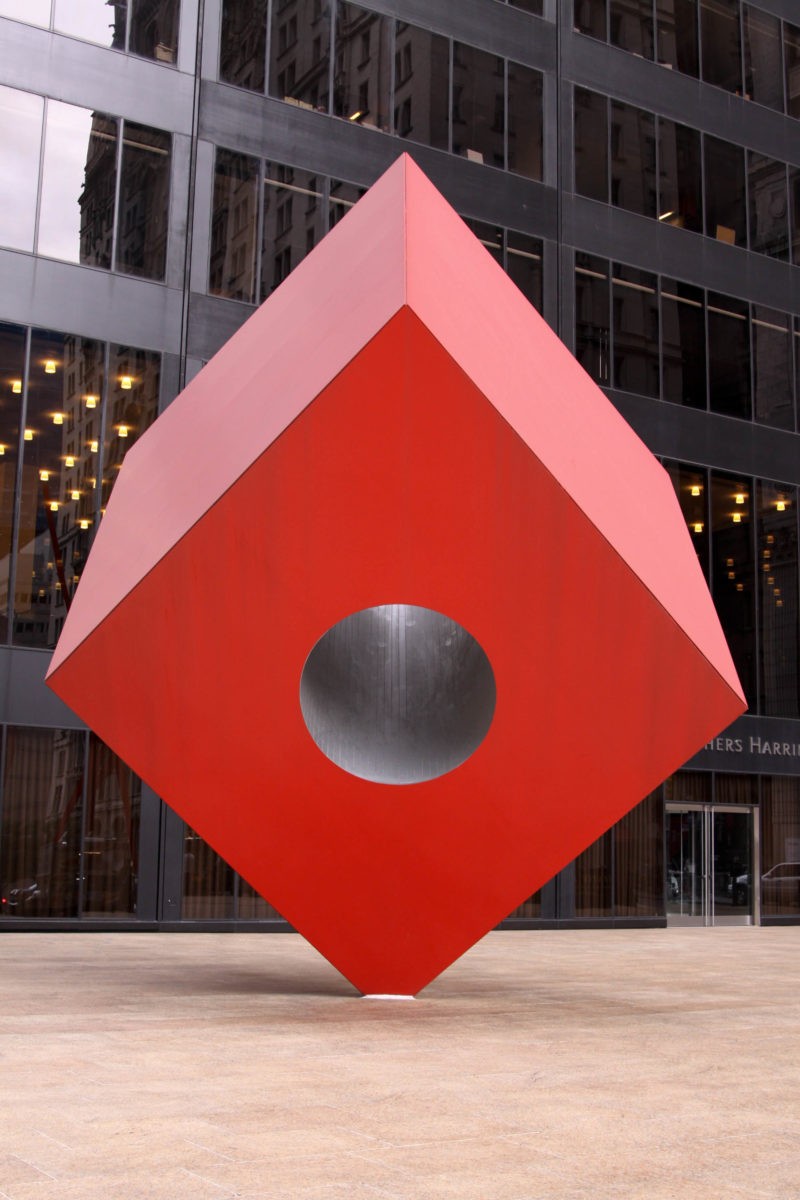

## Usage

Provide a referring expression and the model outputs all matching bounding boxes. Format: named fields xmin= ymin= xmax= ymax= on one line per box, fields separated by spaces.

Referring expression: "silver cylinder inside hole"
xmin=299 ymin=604 xmax=496 ymax=785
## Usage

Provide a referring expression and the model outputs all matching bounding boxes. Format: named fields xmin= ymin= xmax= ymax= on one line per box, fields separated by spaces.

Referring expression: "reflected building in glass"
xmin=0 ymin=0 xmax=798 ymax=932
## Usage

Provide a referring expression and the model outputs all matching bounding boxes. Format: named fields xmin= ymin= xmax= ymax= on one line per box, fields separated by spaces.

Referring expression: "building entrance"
xmin=666 ymin=805 xmax=759 ymax=925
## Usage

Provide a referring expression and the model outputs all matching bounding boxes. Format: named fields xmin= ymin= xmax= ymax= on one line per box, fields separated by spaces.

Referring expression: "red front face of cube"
xmin=47 ymin=157 xmax=745 ymax=995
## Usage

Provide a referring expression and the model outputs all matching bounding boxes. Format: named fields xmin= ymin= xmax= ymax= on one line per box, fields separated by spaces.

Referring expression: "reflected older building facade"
xmin=0 ymin=0 xmax=799 ymax=931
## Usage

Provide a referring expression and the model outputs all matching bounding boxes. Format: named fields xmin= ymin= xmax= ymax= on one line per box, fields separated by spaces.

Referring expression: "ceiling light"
xmin=120 ymin=375 xmax=132 ymax=390
xmin=44 ymin=360 xmax=56 ymax=374
xmin=11 ymin=379 xmax=21 ymax=394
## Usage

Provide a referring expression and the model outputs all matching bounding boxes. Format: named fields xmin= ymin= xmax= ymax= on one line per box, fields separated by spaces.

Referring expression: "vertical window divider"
xmin=750 ymin=470 xmax=761 ymax=714
xmin=264 ymin=0 xmax=273 ymax=97
xmin=328 ymin=0 xmax=337 ymax=116
xmin=605 ymin=93 xmax=611 ymax=204
xmin=254 ymin=158 xmax=267 ymax=304
xmin=6 ymin=328 xmax=32 ymax=647
xmin=447 ymin=38 xmax=454 ymax=154
xmin=503 ymin=57 xmax=509 ymax=172
xmin=388 ymin=18 xmax=396 ymax=137
xmin=93 ymin=342 xmax=111 ymax=532
xmin=702 ymin=285 xmax=710 ymax=411
xmin=0 ymin=724 xmax=7 ymax=873
xmin=607 ymin=258 xmax=614 ymax=389
xmin=124 ymin=0 xmax=133 ymax=52
xmin=110 ymin=117 xmax=125 ymax=273
xmin=742 ymin=143 xmax=751 ymax=253
xmin=76 ymin=730 xmax=91 ymax=918
xmin=656 ymin=275 xmax=664 ymax=401
xmin=31 ymin=98 xmax=47 ymax=257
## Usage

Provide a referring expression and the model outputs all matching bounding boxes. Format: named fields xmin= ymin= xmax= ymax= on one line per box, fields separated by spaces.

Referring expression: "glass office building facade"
xmin=0 ymin=0 xmax=799 ymax=931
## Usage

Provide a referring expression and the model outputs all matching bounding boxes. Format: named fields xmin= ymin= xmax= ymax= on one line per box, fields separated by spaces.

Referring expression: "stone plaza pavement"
xmin=0 ymin=927 xmax=798 ymax=1200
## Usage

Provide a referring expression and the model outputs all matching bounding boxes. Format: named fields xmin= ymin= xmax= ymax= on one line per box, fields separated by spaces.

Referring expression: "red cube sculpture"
xmin=47 ymin=156 xmax=745 ymax=995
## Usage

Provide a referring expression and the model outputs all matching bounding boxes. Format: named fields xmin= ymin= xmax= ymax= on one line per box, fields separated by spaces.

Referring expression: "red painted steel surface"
xmin=47 ymin=156 xmax=746 ymax=995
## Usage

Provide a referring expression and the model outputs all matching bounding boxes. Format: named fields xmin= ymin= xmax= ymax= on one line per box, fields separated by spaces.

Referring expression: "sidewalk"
xmin=1 ymin=927 xmax=798 ymax=1199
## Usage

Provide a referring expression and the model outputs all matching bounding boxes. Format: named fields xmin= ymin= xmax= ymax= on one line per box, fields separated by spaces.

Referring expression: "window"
xmin=610 ymin=0 xmax=653 ymax=58
xmin=656 ymin=0 xmax=699 ymax=75
xmin=704 ymin=136 xmax=746 ymax=247
xmin=575 ymin=254 xmax=610 ymax=385
xmin=0 ymin=85 xmax=43 ymax=252
xmin=574 ymin=89 xmax=608 ymax=203
xmin=220 ymin=0 xmax=267 ymax=92
xmin=708 ymin=291 xmax=751 ymax=419
xmin=612 ymin=265 xmax=659 ymax=396
xmin=610 ymin=102 xmax=656 ymax=217
xmin=209 ymin=150 xmax=259 ymax=303
xmin=333 ymin=4 xmax=390 ymax=129
xmin=743 ymin=6 xmax=783 ymax=111
xmin=658 ymin=119 xmax=702 ymax=232
xmin=661 ymin=280 xmax=706 ymax=408
xmin=748 ymin=153 xmax=788 ymax=260
xmin=700 ymin=0 xmax=742 ymax=94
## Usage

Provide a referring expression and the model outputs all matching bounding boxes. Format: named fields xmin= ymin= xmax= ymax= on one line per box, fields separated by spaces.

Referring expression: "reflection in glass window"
xmin=574 ymin=88 xmax=608 ymax=203
xmin=54 ymin=0 xmax=126 ymax=49
xmin=664 ymin=461 xmax=709 ymax=577
xmin=0 ymin=727 xmax=85 ymax=918
xmin=701 ymin=0 xmax=742 ymax=94
xmin=115 ymin=123 xmax=171 ymax=280
xmin=610 ymin=101 xmax=656 ymax=217
xmin=757 ymin=482 xmax=799 ymax=718
xmin=575 ymin=831 xmax=612 ymax=917
xmin=328 ymin=176 xmax=364 ymax=230
xmin=464 ymin=218 xmax=502 ymax=265
xmin=129 ymin=0 xmax=180 ymax=64
xmin=269 ymin=0 xmax=331 ymax=111
xmin=753 ymin=153 xmax=786 ymax=261
xmin=704 ymin=136 xmax=746 ymax=247
xmin=574 ymin=0 xmax=606 ymax=39
xmin=506 ymin=231 xmax=542 ymax=312
xmin=656 ymin=0 xmax=698 ymax=75
xmin=748 ymin=153 xmax=788 ymax=261
xmin=0 ymin=0 xmax=50 ymax=26
xmin=183 ymin=825 xmax=235 ymax=918
xmin=743 ymin=6 xmax=783 ymax=111
xmin=0 ymin=322 xmax=25 ymax=641
xmin=238 ymin=879 xmax=284 ymax=920
xmin=393 ymin=22 xmax=449 ymax=150
xmin=102 ymin=344 xmax=160 ymax=509
xmin=752 ymin=307 xmax=793 ymax=431
xmin=261 ymin=163 xmax=325 ymax=300
xmin=334 ymin=4 xmax=391 ymax=131
xmin=507 ymin=889 xmax=542 ymax=919
xmin=615 ymin=789 xmax=664 ymax=916
xmin=610 ymin=0 xmax=653 ymax=58
xmin=209 ymin=149 xmax=259 ymax=303
xmin=507 ymin=62 xmax=542 ymax=181
xmin=786 ymin=24 xmax=800 ymax=120
xmin=661 ymin=280 xmax=706 ymax=408
xmin=452 ymin=43 xmax=505 ymax=170
xmin=711 ymin=471 xmax=756 ymax=706
xmin=220 ymin=0 xmax=267 ymax=92
xmin=39 ymin=103 xmax=117 ymax=268
xmin=658 ymin=119 xmax=701 ymax=232
xmin=708 ymin=293 xmax=750 ymax=419
xmin=503 ymin=0 xmax=542 ymax=12
xmin=0 ymin=85 xmax=43 ymax=253
xmin=82 ymin=735 xmax=141 ymax=916
xmin=575 ymin=254 xmax=609 ymax=385
xmin=761 ymin=778 xmax=800 ymax=915
xmin=791 ymin=167 xmax=800 ymax=268
xmin=612 ymin=265 xmax=659 ymax=396
xmin=13 ymin=330 xmax=69 ymax=648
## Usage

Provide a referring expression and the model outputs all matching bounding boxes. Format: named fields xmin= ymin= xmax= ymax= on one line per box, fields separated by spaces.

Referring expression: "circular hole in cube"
xmin=299 ymin=604 xmax=496 ymax=785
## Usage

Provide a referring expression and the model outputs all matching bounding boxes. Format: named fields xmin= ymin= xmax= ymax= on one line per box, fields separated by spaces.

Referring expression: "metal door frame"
xmin=665 ymin=803 xmax=760 ymax=926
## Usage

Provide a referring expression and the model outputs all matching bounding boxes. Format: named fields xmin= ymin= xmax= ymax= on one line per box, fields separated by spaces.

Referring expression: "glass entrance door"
xmin=666 ymin=805 xmax=758 ymax=925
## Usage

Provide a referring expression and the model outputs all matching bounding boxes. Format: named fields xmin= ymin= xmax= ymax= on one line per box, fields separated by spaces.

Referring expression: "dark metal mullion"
xmin=6 ymin=328 xmax=33 ymax=647
xmin=76 ymin=729 xmax=91 ymax=917
xmin=124 ymin=0 xmax=133 ymax=52
xmin=264 ymin=0 xmax=273 ymax=96
xmin=0 ymin=725 xmax=8 ymax=894
xmin=92 ymin=342 xmax=111 ymax=532
xmin=110 ymin=118 xmax=125 ymax=273
xmin=177 ymin=0 xmax=205 ymax=391
xmin=503 ymin=57 xmax=509 ymax=173
xmin=31 ymin=98 xmax=47 ymax=255
xmin=387 ymin=15 xmax=396 ymax=136
xmin=328 ymin=0 xmax=337 ymax=115
xmin=448 ymin=38 xmax=454 ymax=154
xmin=750 ymin=463 xmax=761 ymax=715
xmin=254 ymin=157 xmax=266 ymax=305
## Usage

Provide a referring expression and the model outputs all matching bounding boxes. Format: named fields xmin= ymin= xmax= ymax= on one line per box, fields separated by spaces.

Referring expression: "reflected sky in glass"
xmin=0 ymin=0 xmax=50 ymax=27
xmin=53 ymin=0 xmax=120 ymax=47
xmin=38 ymin=101 xmax=99 ymax=263
xmin=0 ymin=85 xmax=43 ymax=251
